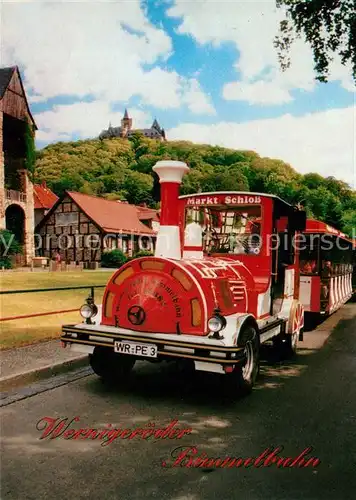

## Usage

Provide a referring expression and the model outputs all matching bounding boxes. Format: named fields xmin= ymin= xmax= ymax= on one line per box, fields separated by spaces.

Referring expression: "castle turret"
xmin=151 ymin=118 xmax=161 ymax=131
xmin=121 ymin=108 xmax=132 ymax=136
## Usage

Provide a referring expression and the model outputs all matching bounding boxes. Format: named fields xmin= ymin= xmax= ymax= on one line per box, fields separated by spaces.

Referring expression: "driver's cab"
xmin=179 ymin=192 xmax=306 ymax=317
xmin=187 ymin=204 xmax=262 ymax=256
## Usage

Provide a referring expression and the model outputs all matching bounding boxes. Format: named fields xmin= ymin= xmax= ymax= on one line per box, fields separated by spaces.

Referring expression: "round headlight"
xmin=208 ymin=316 xmax=223 ymax=332
xmin=80 ymin=304 xmax=97 ymax=319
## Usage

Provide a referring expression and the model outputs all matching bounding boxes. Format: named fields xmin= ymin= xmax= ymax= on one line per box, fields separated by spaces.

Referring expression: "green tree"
xmin=122 ymin=171 xmax=154 ymax=205
xmin=0 ymin=229 xmax=23 ymax=269
xmin=33 ymin=135 xmax=354 ymax=232
xmin=133 ymin=154 xmax=160 ymax=174
xmin=101 ymin=249 xmax=127 ymax=268
xmin=275 ymin=0 xmax=356 ymax=83
xmin=24 ymin=121 xmax=36 ymax=181
xmin=50 ymin=173 xmax=84 ymax=196
xmin=341 ymin=209 xmax=356 ymax=236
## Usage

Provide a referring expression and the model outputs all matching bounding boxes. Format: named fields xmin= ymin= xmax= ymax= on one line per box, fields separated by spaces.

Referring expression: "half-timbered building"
xmin=35 ymin=191 xmax=159 ymax=266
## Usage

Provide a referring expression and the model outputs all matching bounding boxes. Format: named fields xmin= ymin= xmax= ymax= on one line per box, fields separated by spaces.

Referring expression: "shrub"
xmin=101 ymin=249 xmax=128 ymax=268
xmin=0 ymin=230 xmax=23 ymax=269
xmin=132 ymin=250 xmax=154 ymax=259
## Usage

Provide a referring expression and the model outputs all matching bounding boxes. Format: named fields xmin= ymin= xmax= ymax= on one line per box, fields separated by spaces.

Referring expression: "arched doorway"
xmin=5 ymin=204 xmax=26 ymax=265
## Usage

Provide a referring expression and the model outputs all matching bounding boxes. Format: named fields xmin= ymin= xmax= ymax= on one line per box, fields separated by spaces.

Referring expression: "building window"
xmin=56 ymin=212 xmax=78 ymax=226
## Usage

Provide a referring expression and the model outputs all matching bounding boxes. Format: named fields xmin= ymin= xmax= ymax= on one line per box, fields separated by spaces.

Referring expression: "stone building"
xmin=0 ymin=66 xmax=37 ymax=265
xmin=35 ymin=191 xmax=159 ymax=266
xmin=99 ymin=109 xmax=166 ymax=141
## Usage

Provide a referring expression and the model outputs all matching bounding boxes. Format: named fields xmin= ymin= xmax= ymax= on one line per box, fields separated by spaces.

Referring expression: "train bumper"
xmin=60 ymin=323 xmax=245 ymax=373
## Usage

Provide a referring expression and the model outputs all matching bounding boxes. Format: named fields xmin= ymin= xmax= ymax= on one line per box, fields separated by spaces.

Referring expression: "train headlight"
xmin=208 ymin=313 xmax=226 ymax=332
xmin=80 ymin=300 xmax=98 ymax=321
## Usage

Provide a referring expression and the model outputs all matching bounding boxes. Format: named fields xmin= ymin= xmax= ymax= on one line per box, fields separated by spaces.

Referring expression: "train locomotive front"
xmin=61 ymin=160 xmax=307 ymax=396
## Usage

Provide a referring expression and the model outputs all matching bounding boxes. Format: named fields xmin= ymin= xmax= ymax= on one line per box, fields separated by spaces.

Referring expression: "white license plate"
xmin=114 ymin=341 xmax=157 ymax=358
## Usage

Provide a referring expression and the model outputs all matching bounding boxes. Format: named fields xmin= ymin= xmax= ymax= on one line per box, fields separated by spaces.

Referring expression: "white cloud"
xmin=35 ymin=101 xmax=151 ymax=142
xmin=167 ymin=0 xmax=355 ymax=105
xmin=2 ymin=0 xmax=213 ymax=113
xmin=223 ymin=80 xmax=293 ymax=105
xmin=182 ymin=78 xmax=215 ymax=115
xmin=167 ymin=106 xmax=356 ymax=188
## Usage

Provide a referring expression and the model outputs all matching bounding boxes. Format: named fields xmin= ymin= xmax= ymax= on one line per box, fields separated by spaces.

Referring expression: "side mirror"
xmin=290 ymin=209 xmax=307 ymax=232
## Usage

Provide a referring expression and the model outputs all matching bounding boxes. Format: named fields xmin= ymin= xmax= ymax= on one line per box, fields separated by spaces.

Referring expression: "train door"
xmin=271 ymin=202 xmax=306 ymax=316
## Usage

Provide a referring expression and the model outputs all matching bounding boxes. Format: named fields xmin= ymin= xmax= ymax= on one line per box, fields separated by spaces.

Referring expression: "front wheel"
xmin=224 ymin=325 xmax=260 ymax=397
xmin=272 ymin=331 xmax=299 ymax=360
xmin=89 ymin=346 xmax=136 ymax=382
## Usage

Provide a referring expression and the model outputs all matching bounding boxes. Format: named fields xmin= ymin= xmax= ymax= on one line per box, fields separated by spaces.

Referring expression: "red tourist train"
xmin=299 ymin=219 xmax=354 ymax=317
xmin=60 ymin=160 xmax=352 ymax=396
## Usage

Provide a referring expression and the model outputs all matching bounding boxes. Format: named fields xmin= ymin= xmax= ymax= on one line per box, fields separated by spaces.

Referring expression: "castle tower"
xmin=120 ymin=108 xmax=132 ymax=137
xmin=151 ymin=118 xmax=161 ymax=131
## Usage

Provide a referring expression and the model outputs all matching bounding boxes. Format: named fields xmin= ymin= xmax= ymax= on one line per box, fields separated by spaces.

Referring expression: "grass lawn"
xmin=0 ymin=270 xmax=114 ymax=350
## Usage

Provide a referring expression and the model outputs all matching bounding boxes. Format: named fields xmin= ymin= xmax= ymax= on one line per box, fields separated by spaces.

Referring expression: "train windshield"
xmin=184 ymin=205 xmax=262 ymax=255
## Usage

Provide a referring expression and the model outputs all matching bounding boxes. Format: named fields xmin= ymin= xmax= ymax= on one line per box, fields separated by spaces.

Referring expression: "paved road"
xmin=1 ymin=304 xmax=356 ymax=500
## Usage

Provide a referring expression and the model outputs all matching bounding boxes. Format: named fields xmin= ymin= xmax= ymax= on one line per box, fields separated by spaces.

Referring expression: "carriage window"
xmin=300 ymin=234 xmax=320 ymax=274
xmin=185 ymin=205 xmax=262 ymax=255
xmin=320 ymin=235 xmax=352 ymax=275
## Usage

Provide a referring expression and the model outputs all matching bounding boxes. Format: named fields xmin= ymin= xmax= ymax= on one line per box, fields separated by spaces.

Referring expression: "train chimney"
xmin=152 ymin=160 xmax=189 ymax=260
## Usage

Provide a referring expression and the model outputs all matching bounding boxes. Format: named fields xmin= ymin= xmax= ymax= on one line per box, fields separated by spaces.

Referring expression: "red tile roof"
xmin=67 ymin=191 xmax=157 ymax=235
xmin=136 ymin=205 xmax=160 ymax=222
xmin=34 ymin=183 xmax=58 ymax=210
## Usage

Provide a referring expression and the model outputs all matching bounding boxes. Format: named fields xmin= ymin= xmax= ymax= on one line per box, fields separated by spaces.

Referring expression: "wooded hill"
xmin=34 ymin=133 xmax=356 ymax=236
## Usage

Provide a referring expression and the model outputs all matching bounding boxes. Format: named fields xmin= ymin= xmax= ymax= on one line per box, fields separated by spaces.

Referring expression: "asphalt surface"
xmin=1 ymin=339 xmax=85 ymax=379
xmin=1 ymin=303 xmax=356 ymax=500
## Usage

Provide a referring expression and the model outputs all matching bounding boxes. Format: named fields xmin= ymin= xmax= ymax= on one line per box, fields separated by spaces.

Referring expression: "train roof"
xmin=179 ymin=191 xmax=294 ymax=208
xmin=305 ymin=219 xmax=351 ymax=240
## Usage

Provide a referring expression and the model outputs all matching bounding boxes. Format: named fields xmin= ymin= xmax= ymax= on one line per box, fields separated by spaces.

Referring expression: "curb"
xmin=0 ymin=355 xmax=89 ymax=393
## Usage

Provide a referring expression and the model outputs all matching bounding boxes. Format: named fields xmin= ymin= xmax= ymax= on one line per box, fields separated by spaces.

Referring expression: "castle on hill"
xmin=99 ymin=109 xmax=166 ymax=141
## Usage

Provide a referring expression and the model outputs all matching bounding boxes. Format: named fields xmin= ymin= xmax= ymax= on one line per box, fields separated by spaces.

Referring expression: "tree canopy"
xmin=275 ymin=0 xmax=356 ymax=83
xmin=34 ymin=134 xmax=356 ymax=236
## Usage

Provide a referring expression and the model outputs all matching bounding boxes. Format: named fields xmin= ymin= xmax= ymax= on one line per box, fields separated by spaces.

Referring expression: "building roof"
xmin=136 ymin=205 xmax=160 ymax=222
xmin=66 ymin=191 xmax=157 ymax=235
xmin=151 ymin=118 xmax=161 ymax=130
xmin=0 ymin=66 xmax=37 ymax=129
xmin=0 ymin=67 xmax=14 ymax=98
xmin=33 ymin=182 xmax=58 ymax=210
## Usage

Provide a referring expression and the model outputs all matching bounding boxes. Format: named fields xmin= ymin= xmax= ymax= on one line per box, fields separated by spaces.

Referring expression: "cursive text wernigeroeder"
xmin=36 ymin=417 xmax=192 ymax=446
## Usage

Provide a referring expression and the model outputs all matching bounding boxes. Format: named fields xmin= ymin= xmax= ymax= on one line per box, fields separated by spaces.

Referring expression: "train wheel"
xmin=273 ymin=330 xmax=299 ymax=359
xmin=89 ymin=346 xmax=136 ymax=382
xmin=274 ymin=301 xmax=304 ymax=359
xmin=225 ymin=326 xmax=260 ymax=396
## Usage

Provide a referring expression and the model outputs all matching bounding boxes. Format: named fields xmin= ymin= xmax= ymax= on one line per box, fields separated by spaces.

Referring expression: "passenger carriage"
xmin=299 ymin=220 xmax=354 ymax=317
xmin=61 ymin=160 xmax=307 ymax=396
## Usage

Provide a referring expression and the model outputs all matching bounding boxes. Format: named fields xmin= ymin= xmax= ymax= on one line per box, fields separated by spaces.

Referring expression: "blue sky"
xmin=2 ymin=0 xmax=355 ymax=187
